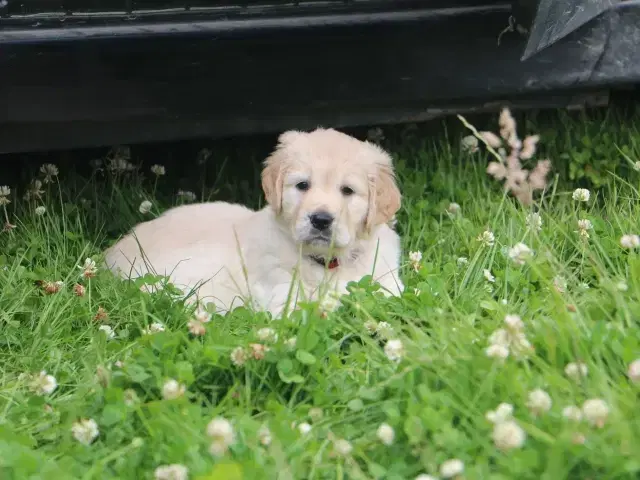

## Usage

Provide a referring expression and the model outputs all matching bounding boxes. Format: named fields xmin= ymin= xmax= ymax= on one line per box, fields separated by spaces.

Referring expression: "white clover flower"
xmin=447 ymin=202 xmax=461 ymax=216
xmin=98 ymin=325 xmax=115 ymax=340
xmin=40 ymin=163 xmax=59 ymax=183
xmin=124 ymin=388 xmax=140 ymax=406
xmin=78 ymin=258 xmax=98 ymax=278
xmin=485 ymin=403 xmax=514 ymax=424
xmin=177 ymin=190 xmax=197 ymax=202
xmin=230 ymin=346 xmax=248 ymax=366
xmin=297 ymin=422 xmax=312 ymax=434
xmin=207 ymin=417 xmax=236 ymax=457
xmin=526 ymin=212 xmax=542 ymax=231
xmin=577 ymin=228 xmax=590 ymax=239
xmin=208 ymin=441 xmax=228 ymax=457
xmin=376 ymin=423 xmax=395 ymax=446
xmin=154 ymin=464 xmax=188 ymax=480
xmin=308 ymin=408 xmax=323 ymax=422
xmin=477 ymin=229 xmax=495 ymax=247
xmin=572 ymin=188 xmax=590 ymax=202
xmin=24 ymin=179 xmax=44 ymax=201
xmin=511 ymin=334 xmax=532 ymax=357
xmin=384 ymin=339 xmax=405 ymax=363
xmin=139 ymin=200 xmax=153 ymax=214
xmin=0 ymin=186 xmax=10 ymax=197
xmin=488 ymin=328 xmax=509 ymax=347
xmin=206 ymin=417 xmax=235 ymax=453
xmin=562 ymin=405 xmax=583 ymax=422
xmin=257 ymin=327 xmax=278 ymax=343
xmin=94 ymin=306 xmax=109 ymax=321
xmin=30 ymin=370 xmax=57 ymax=395
xmin=319 ymin=291 xmax=341 ymax=314
xmin=367 ymin=127 xmax=385 ymax=144
xmin=440 ymin=458 xmax=464 ymax=478
xmin=284 ymin=336 xmax=297 ymax=350
xmin=258 ymin=425 xmax=272 ymax=446
xmin=492 ymin=420 xmax=526 ymax=451
xmin=409 ymin=251 xmax=423 ymax=271
xmin=457 ymin=257 xmax=468 ymax=266
xmin=582 ymin=398 xmax=609 ymax=428
xmin=162 ymin=379 xmax=186 ymax=400
xmin=565 ymin=362 xmax=588 ymax=381
xmin=249 ymin=343 xmax=269 ymax=360
xmin=628 ymin=359 xmax=640 ymax=383
xmin=577 ymin=219 xmax=592 ymax=232
xmin=483 ymin=269 xmax=495 ymax=283
xmin=150 ymin=164 xmax=166 ymax=176
xmin=415 ymin=475 xmax=438 ymax=480
xmin=620 ymin=234 xmax=640 ymax=249
xmin=376 ymin=321 xmax=394 ymax=339
xmin=193 ymin=306 xmax=212 ymax=324
xmin=142 ymin=322 xmax=165 ymax=335
xmin=107 ymin=154 xmax=136 ymax=173
xmin=364 ymin=320 xmax=378 ymax=335
xmin=461 ymin=135 xmax=479 ymax=153
xmin=553 ymin=275 xmax=567 ymax=294
xmin=187 ymin=319 xmax=206 ymax=336
xmin=526 ymin=389 xmax=552 ymax=415
xmin=570 ymin=432 xmax=586 ymax=445
xmin=485 ymin=343 xmax=509 ymax=360
xmin=332 ymin=438 xmax=353 ymax=457
xmin=508 ymin=242 xmax=533 ymax=266
xmin=486 ymin=315 xmax=532 ymax=360
xmin=504 ymin=314 xmax=524 ymax=331
xmin=34 ymin=206 xmax=46 ymax=216
xmin=196 ymin=148 xmax=212 ymax=164
xmin=71 ymin=418 xmax=99 ymax=445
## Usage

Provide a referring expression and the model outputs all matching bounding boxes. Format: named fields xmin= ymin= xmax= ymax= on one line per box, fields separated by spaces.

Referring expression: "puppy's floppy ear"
xmin=261 ymin=155 xmax=283 ymax=213
xmin=261 ymin=131 xmax=302 ymax=213
xmin=366 ymin=162 xmax=401 ymax=231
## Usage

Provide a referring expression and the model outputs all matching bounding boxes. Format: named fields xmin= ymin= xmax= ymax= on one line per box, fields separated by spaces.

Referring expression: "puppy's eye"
xmin=296 ymin=181 xmax=310 ymax=192
xmin=341 ymin=186 xmax=355 ymax=196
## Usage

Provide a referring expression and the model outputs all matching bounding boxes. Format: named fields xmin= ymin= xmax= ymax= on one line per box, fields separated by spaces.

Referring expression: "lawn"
xmin=1 ymin=107 xmax=640 ymax=480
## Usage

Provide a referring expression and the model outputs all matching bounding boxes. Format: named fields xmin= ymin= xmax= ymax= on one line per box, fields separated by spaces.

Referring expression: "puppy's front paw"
xmin=254 ymin=281 xmax=301 ymax=319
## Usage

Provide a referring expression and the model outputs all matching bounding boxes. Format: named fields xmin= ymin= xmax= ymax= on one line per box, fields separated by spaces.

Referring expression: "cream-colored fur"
xmin=104 ymin=128 xmax=404 ymax=317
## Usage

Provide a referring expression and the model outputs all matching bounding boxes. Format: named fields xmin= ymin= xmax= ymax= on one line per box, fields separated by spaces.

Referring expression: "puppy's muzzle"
xmin=309 ymin=211 xmax=334 ymax=232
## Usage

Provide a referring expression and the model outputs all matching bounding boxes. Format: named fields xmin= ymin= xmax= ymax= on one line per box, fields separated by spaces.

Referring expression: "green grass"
xmin=2 ymin=108 xmax=640 ymax=480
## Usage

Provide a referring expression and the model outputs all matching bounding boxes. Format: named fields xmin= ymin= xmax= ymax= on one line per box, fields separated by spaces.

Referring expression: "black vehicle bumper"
xmin=0 ymin=0 xmax=639 ymax=154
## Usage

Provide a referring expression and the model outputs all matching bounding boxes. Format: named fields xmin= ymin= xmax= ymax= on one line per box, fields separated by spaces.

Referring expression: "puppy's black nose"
xmin=310 ymin=211 xmax=334 ymax=231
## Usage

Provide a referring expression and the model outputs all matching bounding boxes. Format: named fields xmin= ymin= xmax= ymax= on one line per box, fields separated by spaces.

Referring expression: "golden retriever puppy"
xmin=104 ymin=128 xmax=404 ymax=317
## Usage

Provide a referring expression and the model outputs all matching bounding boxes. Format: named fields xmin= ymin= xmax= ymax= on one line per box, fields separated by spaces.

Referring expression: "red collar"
xmin=309 ymin=255 xmax=340 ymax=269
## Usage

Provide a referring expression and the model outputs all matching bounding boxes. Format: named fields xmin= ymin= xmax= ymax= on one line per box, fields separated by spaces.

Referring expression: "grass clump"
xmin=1 ymin=108 xmax=640 ymax=480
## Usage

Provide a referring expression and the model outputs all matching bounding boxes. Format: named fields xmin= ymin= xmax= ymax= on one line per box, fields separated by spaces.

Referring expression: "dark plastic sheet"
xmin=522 ymin=0 xmax=621 ymax=59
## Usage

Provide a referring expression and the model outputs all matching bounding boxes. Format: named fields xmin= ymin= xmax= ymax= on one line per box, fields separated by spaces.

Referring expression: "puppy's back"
xmin=104 ymin=201 xmax=254 ymax=277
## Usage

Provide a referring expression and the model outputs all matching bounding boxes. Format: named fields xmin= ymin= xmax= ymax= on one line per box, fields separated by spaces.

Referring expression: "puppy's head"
xmin=261 ymin=128 xmax=401 ymax=253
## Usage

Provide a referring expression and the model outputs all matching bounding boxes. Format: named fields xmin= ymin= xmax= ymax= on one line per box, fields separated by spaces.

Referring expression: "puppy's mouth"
xmin=294 ymin=220 xmax=350 ymax=249
xmin=302 ymin=231 xmax=333 ymax=246
xmin=301 ymin=231 xmax=352 ymax=252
